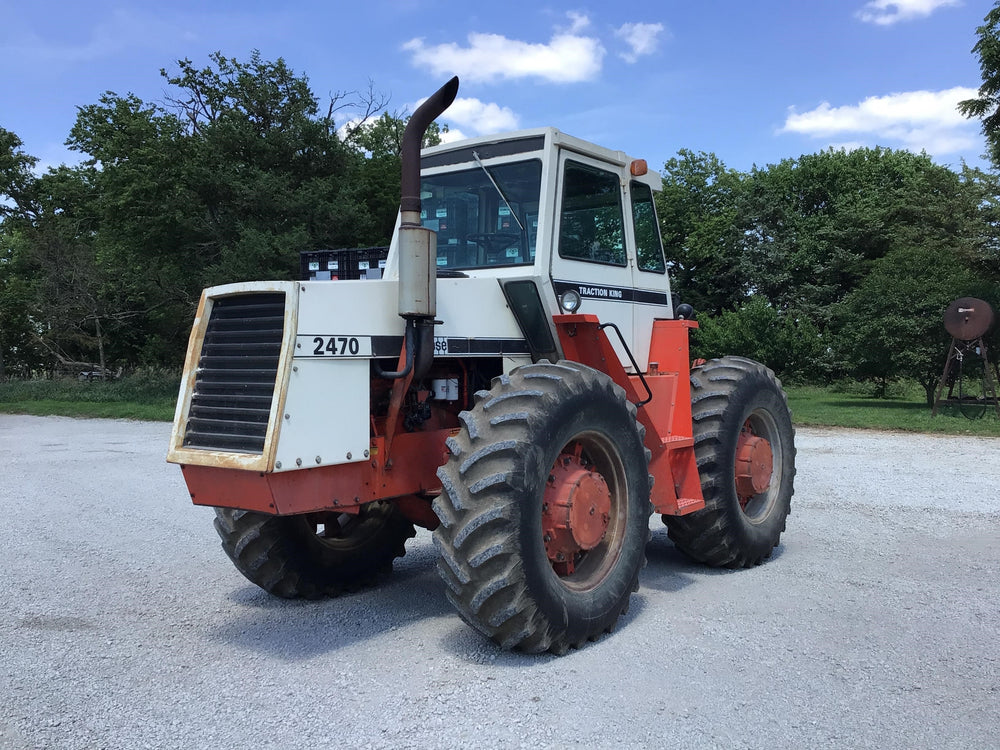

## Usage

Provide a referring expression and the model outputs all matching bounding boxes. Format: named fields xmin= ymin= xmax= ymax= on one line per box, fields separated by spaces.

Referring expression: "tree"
xmin=0 ymin=129 xmax=40 ymax=220
xmin=959 ymin=2 xmax=1000 ymax=163
xmin=658 ymin=145 xmax=995 ymax=386
xmin=655 ymin=149 xmax=749 ymax=315
xmin=344 ymin=112 xmax=446 ymax=245
xmin=0 ymin=231 xmax=42 ymax=377
xmin=691 ymin=296 xmax=826 ymax=383
xmin=1 ymin=52 xmax=448 ymax=373
xmin=833 ymin=244 xmax=987 ymax=403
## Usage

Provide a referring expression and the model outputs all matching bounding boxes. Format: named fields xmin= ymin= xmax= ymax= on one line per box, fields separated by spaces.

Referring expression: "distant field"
xmin=786 ymin=384 xmax=1000 ymax=437
xmin=0 ymin=370 xmax=179 ymax=422
xmin=2 ymin=374 xmax=999 ymax=437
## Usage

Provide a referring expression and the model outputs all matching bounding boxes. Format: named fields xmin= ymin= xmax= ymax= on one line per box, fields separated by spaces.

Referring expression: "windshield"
xmin=419 ymin=159 xmax=542 ymax=270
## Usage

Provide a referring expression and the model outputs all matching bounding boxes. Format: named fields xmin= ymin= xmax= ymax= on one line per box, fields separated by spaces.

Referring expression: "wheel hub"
xmin=542 ymin=453 xmax=612 ymax=573
xmin=735 ymin=426 xmax=773 ymax=504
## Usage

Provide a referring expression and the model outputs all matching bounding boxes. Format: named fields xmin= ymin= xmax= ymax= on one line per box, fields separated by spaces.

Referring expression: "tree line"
xmin=664 ymin=1 xmax=1000 ymax=402
xmin=0 ymin=52 xmax=441 ymax=378
xmin=657 ymin=147 xmax=1000 ymax=402
xmin=3 ymin=7 xmax=1000 ymax=400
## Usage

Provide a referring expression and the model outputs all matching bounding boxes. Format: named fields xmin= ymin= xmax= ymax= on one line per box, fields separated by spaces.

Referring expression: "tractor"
xmin=167 ymin=78 xmax=795 ymax=654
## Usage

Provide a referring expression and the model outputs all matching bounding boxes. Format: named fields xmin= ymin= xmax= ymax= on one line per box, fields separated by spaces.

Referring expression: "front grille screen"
xmin=183 ymin=293 xmax=285 ymax=453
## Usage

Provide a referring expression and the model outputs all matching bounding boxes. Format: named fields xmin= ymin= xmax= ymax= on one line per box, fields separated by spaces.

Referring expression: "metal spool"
xmin=943 ymin=297 xmax=995 ymax=341
xmin=933 ymin=297 xmax=1000 ymax=419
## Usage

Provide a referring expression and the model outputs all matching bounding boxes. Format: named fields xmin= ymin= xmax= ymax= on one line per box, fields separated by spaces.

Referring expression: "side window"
xmin=558 ymin=161 xmax=626 ymax=266
xmin=631 ymin=181 xmax=666 ymax=273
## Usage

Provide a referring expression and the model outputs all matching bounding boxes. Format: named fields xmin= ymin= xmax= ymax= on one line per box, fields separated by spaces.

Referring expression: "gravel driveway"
xmin=1 ymin=415 xmax=997 ymax=749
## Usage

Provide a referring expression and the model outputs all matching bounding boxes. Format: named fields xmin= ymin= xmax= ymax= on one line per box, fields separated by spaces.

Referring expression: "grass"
xmin=3 ymin=370 xmax=999 ymax=437
xmin=786 ymin=383 xmax=1000 ymax=437
xmin=0 ymin=368 xmax=180 ymax=422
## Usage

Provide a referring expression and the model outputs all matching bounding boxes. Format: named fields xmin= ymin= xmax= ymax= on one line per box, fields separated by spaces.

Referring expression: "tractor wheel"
xmin=433 ymin=361 xmax=652 ymax=654
xmin=213 ymin=501 xmax=416 ymax=599
xmin=663 ymin=356 xmax=795 ymax=568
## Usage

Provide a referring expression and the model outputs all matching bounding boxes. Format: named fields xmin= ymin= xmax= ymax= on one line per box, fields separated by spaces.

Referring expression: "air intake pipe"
xmin=381 ymin=76 xmax=459 ymax=380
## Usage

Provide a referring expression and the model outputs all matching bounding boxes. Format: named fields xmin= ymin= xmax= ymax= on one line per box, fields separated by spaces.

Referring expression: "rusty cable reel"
xmin=943 ymin=298 xmax=995 ymax=341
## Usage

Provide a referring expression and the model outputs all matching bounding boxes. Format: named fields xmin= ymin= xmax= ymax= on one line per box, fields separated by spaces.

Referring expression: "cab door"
xmin=550 ymin=153 xmax=635 ymax=368
xmin=626 ymin=179 xmax=673 ymax=369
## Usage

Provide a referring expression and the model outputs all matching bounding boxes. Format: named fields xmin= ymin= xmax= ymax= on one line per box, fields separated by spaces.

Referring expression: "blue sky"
xmin=0 ymin=0 xmax=992 ymax=175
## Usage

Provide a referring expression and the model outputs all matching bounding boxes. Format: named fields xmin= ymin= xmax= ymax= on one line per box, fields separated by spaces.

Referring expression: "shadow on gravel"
xmin=205 ymin=529 xmax=789 ymax=662
xmin=435 ymin=591 xmax=650 ymax=665
xmin=641 ymin=528 xmax=787 ymax=592
xmin=206 ymin=544 xmax=452 ymax=659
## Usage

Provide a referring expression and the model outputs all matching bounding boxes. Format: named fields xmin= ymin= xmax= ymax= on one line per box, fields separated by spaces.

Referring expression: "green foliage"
xmin=0 ymin=231 xmax=43 ymax=377
xmin=832 ymin=243 xmax=990 ymax=402
xmin=0 ymin=129 xmax=39 ymax=219
xmin=656 ymin=149 xmax=749 ymax=314
xmin=2 ymin=44 xmax=999 ymax=398
xmin=959 ymin=2 xmax=1000 ymax=163
xmin=692 ymin=296 xmax=826 ymax=382
xmin=659 ymin=144 xmax=998 ymax=391
xmin=786 ymin=384 xmax=1000 ymax=436
xmin=0 ymin=367 xmax=180 ymax=421
xmin=0 ymin=51 xmax=433 ymax=373
xmin=740 ymin=148 xmax=976 ymax=324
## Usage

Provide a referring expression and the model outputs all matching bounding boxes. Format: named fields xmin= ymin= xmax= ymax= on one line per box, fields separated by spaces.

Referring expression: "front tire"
xmin=433 ymin=361 xmax=651 ymax=654
xmin=663 ymin=356 xmax=795 ymax=568
xmin=214 ymin=501 xmax=416 ymax=598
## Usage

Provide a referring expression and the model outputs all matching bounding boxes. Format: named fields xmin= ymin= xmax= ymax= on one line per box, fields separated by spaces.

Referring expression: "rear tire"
xmin=663 ymin=356 xmax=795 ymax=567
xmin=213 ymin=501 xmax=416 ymax=598
xmin=433 ymin=361 xmax=651 ymax=654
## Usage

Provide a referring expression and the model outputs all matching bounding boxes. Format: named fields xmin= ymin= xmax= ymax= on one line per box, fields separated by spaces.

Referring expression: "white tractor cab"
xmin=167 ymin=78 xmax=795 ymax=654
xmin=388 ymin=125 xmax=675 ymax=372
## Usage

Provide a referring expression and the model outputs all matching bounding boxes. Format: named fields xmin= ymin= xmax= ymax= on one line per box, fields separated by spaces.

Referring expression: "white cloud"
xmin=434 ymin=97 xmax=520 ymax=134
xmin=780 ymin=87 xmax=980 ymax=156
xmin=856 ymin=0 xmax=961 ymax=26
xmin=402 ymin=14 xmax=604 ymax=83
xmin=439 ymin=128 xmax=469 ymax=144
xmin=614 ymin=22 xmax=666 ymax=63
xmin=563 ymin=11 xmax=591 ymax=35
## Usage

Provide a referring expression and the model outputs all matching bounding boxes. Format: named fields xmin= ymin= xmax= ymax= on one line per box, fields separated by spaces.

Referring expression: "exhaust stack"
xmin=397 ymin=76 xmax=459 ymax=320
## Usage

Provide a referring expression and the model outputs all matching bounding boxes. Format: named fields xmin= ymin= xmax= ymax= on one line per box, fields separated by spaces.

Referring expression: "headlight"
xmin=559 ymin=289 xmax=582 ymax=313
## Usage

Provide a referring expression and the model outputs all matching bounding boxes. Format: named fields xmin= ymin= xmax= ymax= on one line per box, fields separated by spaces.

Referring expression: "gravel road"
xmin=1 ymin=414 xmax=998 ymax=749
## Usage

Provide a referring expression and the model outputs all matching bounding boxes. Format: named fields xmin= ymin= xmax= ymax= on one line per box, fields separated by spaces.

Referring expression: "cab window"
xmin=558 ymin=161 xmax=626 ymax=266
xmin=631 ymin=181 xmax=666 ymax=273
xmin=420 ymin=160 xmax=541 ymax=270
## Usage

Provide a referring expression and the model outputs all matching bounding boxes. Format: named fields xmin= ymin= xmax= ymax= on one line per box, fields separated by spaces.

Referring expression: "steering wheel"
xmin=465 ymin=233 xmax=521 ymax=261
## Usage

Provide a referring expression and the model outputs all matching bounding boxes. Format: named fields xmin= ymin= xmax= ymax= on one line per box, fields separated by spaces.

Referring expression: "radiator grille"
xmin=183 ymin=292 xmax=286 ymax=453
